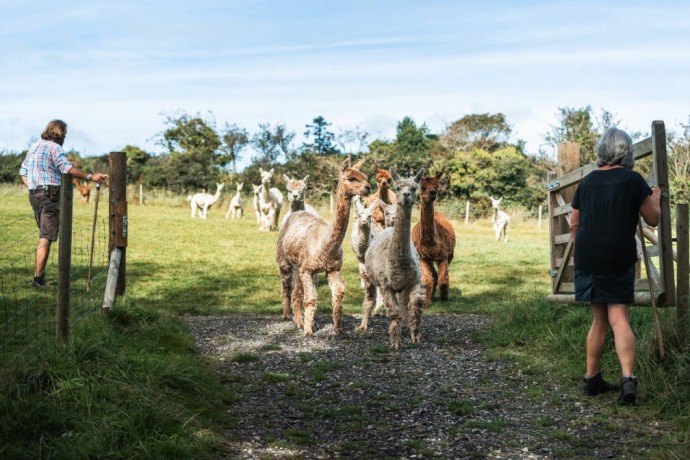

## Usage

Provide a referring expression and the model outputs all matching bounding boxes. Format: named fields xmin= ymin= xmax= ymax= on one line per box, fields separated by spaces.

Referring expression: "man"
xmin=19 ymin=119 xmax=106 ymax=287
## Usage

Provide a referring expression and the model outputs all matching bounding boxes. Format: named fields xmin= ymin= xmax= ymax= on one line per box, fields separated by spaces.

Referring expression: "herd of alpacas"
xmin=186 ymin=158 xmax=510 ymax=350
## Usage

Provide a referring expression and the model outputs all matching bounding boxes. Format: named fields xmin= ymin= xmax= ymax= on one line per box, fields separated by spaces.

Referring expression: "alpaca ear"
xmin=414 ymin=168 xmax=425 ymax=184
xmin=390 ymin=167 xmax=399 ymax=182
xmin=283 ymin=174 xmax=291 ymax=183
xmin=352 ymin=158 xmax=365 ymax=170
xmin=435 ymin=170 xmax=443 ymax=180
xmin=302 ymin=175 xmax=309 ymax=184
xmin=353 ymin=195 xmax=364 ymax=210
xmin=260 ymin=167 xmax=265 ymax=174
xmin=340 ymin=157 xmax=351 ymax=173
xmin=377 ymin=198 xmax=386 ymax=208
xmin=269 ymin=168 xmax=274 ymax=175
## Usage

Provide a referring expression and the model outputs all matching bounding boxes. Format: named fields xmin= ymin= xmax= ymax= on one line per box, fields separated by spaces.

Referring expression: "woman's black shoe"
xmin=619 ymin=376 xmax=637 ymax=405
xmin=583 ymin=372 xmax=618 ymax=396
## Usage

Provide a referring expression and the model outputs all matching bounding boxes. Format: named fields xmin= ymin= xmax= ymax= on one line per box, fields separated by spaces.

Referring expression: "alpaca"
xmin=350 ymin=195 xmax=377 ymax=289
xmin=72 ymin=177 xmax=91 ymax=203
xmin=412 ymin=172 xmax=456 ymax=307
xmin=252 ymin=184 xmax=262 ymax=223
xmin=359 ymin=168 xmax=426 ymax=350
xmin=369 ymin=198 xmax=397 ymax=315
xmin=491 ymin=197 xmax=510 ymax=242
xmin=225 ymin=183 xmax=244 ymax=219
xmin=189 ymin=183 xmax=224 ymax=218
xmin=258 ymin=168 xmax=284 ymax=231
xmin=281 ymin=174 xmax=320 ymax=228
xmin=276 ymin=158 xmax=370 ymax=336
xmin=363 ymin=169 xmax=397 ymax=230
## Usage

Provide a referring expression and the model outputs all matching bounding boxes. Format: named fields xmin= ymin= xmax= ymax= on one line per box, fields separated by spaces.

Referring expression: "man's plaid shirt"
xmin=19 ymin=139 xmax=73 ymax=190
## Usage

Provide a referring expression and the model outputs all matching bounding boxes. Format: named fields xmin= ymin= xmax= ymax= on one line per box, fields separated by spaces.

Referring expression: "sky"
xmin=2 ymin=0 xmax=689 ymax=171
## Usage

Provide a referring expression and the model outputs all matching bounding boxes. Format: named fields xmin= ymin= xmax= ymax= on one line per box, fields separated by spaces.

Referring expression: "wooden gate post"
xmin=677 ymin=204 xmax=689 ymax=346
xmin=108 ymin=152 xmax=128 ymax=297
xmin=652 ymin=121 xmax=675 ymax=307
xmin=56 ymin=174 xmax=73 ymax=345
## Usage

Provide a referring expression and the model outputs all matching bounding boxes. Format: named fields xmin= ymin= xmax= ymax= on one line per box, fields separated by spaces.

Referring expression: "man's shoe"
xmin=583 ymin=372 xmax=619 ymax=396
xmin=619 ymin=376 xmax=638 ymax=406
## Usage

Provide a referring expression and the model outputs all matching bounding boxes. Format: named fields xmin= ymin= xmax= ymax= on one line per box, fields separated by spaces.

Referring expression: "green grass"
xmin=1 ymin=184 xmax=689 ymax=457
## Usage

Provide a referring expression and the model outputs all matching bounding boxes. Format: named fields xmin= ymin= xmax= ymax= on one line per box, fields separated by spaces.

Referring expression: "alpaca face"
xmin=339 ymin=158 xmax=371 ymax=198
xmin=491 ymin=197 xmax=502 ymax=210
xmin=283 ymin=175 xmax=308 ymax=204
xmin=378 ymin=199 xmax=397 ymax=227
xmin=390 ymin=168 xmax=424 ymax=209
xmin=236 ymin=183 xmax=243 ymax=193
xmin=375 ymin=170 xmax=392 ymax=192
xmin=354 ymin=197 xmax=375 ymax=228
xmin=419 ymin=176 xmax=440 ymax=204
xmin=252 ymin=184 xmax=261 ymax=196
xmin=260 ymin=168 xmax=274 ymax=186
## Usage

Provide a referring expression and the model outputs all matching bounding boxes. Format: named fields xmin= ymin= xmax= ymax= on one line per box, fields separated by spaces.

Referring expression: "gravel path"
xmin=187 ymin=313 xmax=667 ymax=459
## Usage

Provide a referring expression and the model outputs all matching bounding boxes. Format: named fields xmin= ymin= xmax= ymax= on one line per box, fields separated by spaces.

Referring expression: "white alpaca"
xmin=359 ymin=168 xmax=426 ymax=350
xmin=491 ymin=197 xmax=510 ymax=243
xmin=189 ymin=183 xmax=224 ymax=219
xmin=350 ymin=196 xmax=377 ymax=288
xmin=252 ymin=184 xmax=262 ymax=223
xmin=258 ymin=168 xmax=284 ymax=232
xmin=368 ymin=198 xmax=396 ymax=315
xmin=225 ymin=183 xmax=244 ymax=219
xmin=281 ymin=174 xmax=320 ymax=228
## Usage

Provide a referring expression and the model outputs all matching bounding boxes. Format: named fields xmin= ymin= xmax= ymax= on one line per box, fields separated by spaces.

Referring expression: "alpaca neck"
xmin=321 ymin=184 xmax=352 ymax=255
xmin=380 ymin=187 xmax=393 ymax=204
xmin=290 ymin=199 xmax=305 ymax=212
xmin=419 ymin=199 xmax=437 ymax=244
xmin=392 ymin=204 xmax=413 ymax=259
xmin=261 ymin=184 xmax=271 ymax=201
xmin=492 ymin=207 xmax=497 ymax=223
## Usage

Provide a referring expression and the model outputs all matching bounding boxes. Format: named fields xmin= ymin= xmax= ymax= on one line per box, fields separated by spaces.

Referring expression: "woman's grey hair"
xmin=596 ymin=128 xmax=634 ymax=169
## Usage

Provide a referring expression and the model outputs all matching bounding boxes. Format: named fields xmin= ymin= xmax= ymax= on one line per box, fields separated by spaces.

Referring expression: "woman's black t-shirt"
xmin=571 ymin=168 xmax=651 ymax=274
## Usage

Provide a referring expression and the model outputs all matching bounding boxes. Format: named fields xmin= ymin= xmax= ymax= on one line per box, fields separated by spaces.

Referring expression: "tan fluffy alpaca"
xmin=359 ymin=168 xmax=426 ymax=350
xmin=363 ymin=169 xmax=397 ymax=230
xmin=276 ymin=158 xmax=370 ymax=336
xmin=72 ymin=177 xmax=91 ymax=203
xmin=412 ymin=172 xmax=456 ymax=307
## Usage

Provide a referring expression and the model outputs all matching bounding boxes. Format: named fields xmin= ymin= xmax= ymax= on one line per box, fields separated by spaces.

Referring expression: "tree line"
xmin=1 ymin=107 xmax=688 ymax=213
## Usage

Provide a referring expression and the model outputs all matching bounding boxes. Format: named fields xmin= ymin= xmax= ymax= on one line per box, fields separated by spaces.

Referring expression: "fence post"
xmin=464 ymin=200 xmax=470 ymax=225
xmin=108 ymin=152 xmax=128 ymax=297
xmin=677 ymin=204 xmax=689 ymax=346
xmin=652 ymin=121 xmax=675 ymax=307
xmin=56 ymin=174 xmax=73 ymax=345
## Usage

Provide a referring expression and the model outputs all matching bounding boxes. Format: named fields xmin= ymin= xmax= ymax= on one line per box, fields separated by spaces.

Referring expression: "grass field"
xmin=1 ymin=185 xmax=688 ymax=458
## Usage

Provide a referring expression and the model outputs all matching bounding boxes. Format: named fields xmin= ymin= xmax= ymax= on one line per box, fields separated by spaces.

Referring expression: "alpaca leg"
xmin=278 ymin=259 xmax=294 ymax=320
xmin=239 ymin=207 xmax=243 ymax=219
xmin=225 ymin=205 xmax=232 ymax=219
xmin=358 ymin=277 xmax=377 ymax=331
xmin=327 ymin=271 xmax=345 ymax=334
xmin=408 ymin=288 xmax=424 ymax=344
xmin=438 ymin=259 xmax=450 ymax=301
xmin=373 ymin=288 xmax=385 ymax=315
xmin=291 ymin=272 xmax=304 ymax=328
xmin=430 ymin=263 xmax=438 ymax=302
xmin=273 ymin=207 xmax=282 ymax=232
xmin=191 ymin=202 xmax=196 ymax=218
xmin=420 ymin=259 xmax=434 ymax=307
xmin=384 ymin=290 xmax=401 ymax=350
xmin=503 ymin=224 xmax=509 ymax=243
xmin=300 ymin=271 xmax=318 ymax=337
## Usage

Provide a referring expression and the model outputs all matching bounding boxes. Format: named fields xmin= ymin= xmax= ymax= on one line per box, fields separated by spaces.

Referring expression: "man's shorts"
xmin=574 ymin=265 xmax=635 ymax=305
xmin=29 ymin=192 xmax=60 ymax=241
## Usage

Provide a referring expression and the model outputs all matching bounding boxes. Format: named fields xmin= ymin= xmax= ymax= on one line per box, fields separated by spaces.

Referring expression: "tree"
xmin=123 ymin=145 xmax=151 ymax=184
xmin=668 ymin=118 xmax=690 ymax=204
xmin=219 ymin=123 xmax=249 ymax=173
xmin=545 ymin=106 xmax=618 ymax=165
xmin=392 ymin=116 xmax=431 ymax=174
xmin=336 ymin=126 xmax=370 ymax=155
xmin=251 ymin=123 xmax=295 ymax=164
xmin=303 ymin=116 xmax=339 ymax=155
xmin=441 ymin=113 xmax=512 ymax=153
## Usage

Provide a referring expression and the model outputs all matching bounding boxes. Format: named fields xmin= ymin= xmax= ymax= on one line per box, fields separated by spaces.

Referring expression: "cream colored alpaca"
xmin=281 ymin=174 xmax=320 ymax=228
xmin=350 ymin=195 xmax=377 ymax=289
xmin=258 ymin=168 xmax=284 ymax=231
xmin=72 ymin=177 xmax=91 ymax=204
xmin=276 ymin=158 xmax=370 ymax=336
xmin=189 ymin=183 xmax=224 ymax=219
xmin=252 ymin=184 xmax=262 ymax=223
xmin=359 ymin=168 xmax=425 ymax=350
xmin=491 ymin=197 xmax=510 ymax=243
xmin=225 ymin=183 xmax=244 ymax=219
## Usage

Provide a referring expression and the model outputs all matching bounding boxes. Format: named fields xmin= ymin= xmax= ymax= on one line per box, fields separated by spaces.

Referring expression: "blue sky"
xmin=2 ymin=0 xmax=689 ymax=170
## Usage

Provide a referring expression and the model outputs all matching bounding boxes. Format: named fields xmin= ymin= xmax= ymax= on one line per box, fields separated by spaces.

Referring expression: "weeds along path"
xmin=187 ymin=313 xmax=668 ymax=459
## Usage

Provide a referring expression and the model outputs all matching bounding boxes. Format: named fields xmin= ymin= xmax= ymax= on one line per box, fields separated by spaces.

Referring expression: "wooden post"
xmin=538 ymin=204 xmax=543 ymax=229
xmin=465 ymin=200 xmax=470 ymax=225
xmin=102 ymin=248 xmax=122 ymax=314
xmin=553 ymin=143 xmax=580 ymax=290
xmin=652 ymin=121 xmax=675 ymax=307
xmin=56 ymin=174 xmax=73 ymax=345
xmin=108 ymin=152 xmax=128 ymax=297
xmin=139 ymin=183 xmax=143 ymax=206
xmin=677 ymin=204 xmax=689 ymax=346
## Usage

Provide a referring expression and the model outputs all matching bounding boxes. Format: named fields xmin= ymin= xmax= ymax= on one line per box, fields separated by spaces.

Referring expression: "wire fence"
xmin=0 ymin=185 xmax=110 ymax=381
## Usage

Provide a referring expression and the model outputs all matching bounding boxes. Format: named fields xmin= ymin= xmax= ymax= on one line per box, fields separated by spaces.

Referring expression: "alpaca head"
xmin=283 ymin=174 xmax=309 ymax=204
xmin=236 ymin=183 xmax=243 ymax=193
xmin=375 ymin=169 xmax=393 ymax=193
xmin=377 ymin=198 xmax=397 ymax=227
xmin=353 ymin=195 xmax=376 ymax=228
xmin=390 ymin=167 xmax=424 ymax=209
xmin=338 ymin=158 xmax=370 ymax=198
xmin=215 ymin=183 xmax=225 ymax=195
xmin=491 ymin=197 xmax=502 ymax=210
xmin=259 ymin=168 xmax=274 ymax=186
xmin=252 ymin=184 xmax=261 ymax=196
xmin=419 ymin=172 xmax=442 ymax=204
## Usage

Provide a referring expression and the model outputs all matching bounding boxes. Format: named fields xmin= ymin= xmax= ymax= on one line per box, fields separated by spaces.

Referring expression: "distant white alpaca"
xmin=491 ymin=197 xmax=510 ymax=243
xmin=252 ymin=184 xmax=262 ymax=223
xmin=281 ymin=174 xmax=320 ymax=228
xmin=350 ymin=195 xmax=377 ymax=289
xmin=359 ymin=168 xmax=426 ymax=350
xmin=258 ymin=168 xmax=284 ymax=231
xmin=369 ymin=198 xmax=396 ymax=315
xmin=225 ymin=183 xmax=244 ymax=219
xmin=189 ymin=183 xmax=224 ymax=219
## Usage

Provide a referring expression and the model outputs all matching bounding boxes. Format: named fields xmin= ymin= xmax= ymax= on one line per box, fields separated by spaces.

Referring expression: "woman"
xmin=569 ymin=127 xmax=661 ymax=405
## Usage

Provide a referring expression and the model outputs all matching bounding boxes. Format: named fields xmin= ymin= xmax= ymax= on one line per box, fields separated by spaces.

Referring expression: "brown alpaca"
xmin=411 ymin=172 xmax=456 ymax=307
xmin=276 ymin=158 xmax=370 ymax=336
xmin=363 ymin=169 xmax=397 ymax=230
xmin=72 ymin=177 xmax=91 ymax=203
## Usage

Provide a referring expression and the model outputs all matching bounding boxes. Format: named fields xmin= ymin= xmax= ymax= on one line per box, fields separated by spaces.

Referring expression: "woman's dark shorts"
xmin=29 ymin=192 xmax=60 ymax=241
xmin=574 ymin=265 xmax=635 ymax=305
